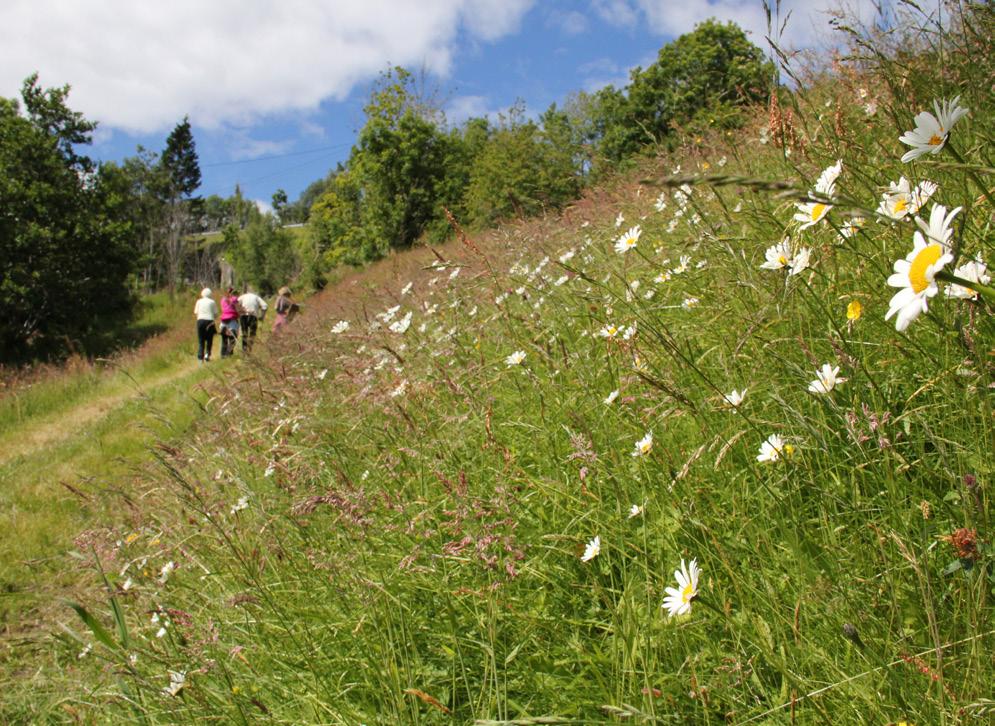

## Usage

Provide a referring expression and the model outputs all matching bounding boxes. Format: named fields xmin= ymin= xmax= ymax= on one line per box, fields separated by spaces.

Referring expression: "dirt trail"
xmin=0 ymin=359 xmax=201 ymax=467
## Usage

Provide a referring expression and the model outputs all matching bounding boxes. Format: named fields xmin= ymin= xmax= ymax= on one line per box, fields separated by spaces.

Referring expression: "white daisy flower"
xmin=628 ymin=503 xmax=643 ymax=518
xmin=505 ymin=350 xmax=526 ymax=367
xmin=158 ymin=561 xmax=175 ymax=584
xmin=631 ymin=431 xmax=653 ymax=457
xmin=794 ymin=160 xmax=841 ymax=229
xmin=163 ymin=670 xmax=186 ymax=697
xmin=724 ymin=389 xmax=746 ymax=409
xmin=662 ymin=558 xmax=700 ymax=618
xmin=878 ymin=177 xmax=938 ymax=220
xmin=622 ymin=323 xmax=637 ymax=341
xmin=757 ymin=434 xmax=794 ymax=463
xmin=808 ymin=363 xmax=846 ymax=394
xmin=681 ymin=296 xmax=699 ymax=310
xmin=389 ymin=311 xmax=413 ymax=334
xmin=331 ymin=320 xmax=350 ymax=334
xmin=615 ymin=212 xmax=624 ymax=227
xmin=899 ymin=96 xmax=969 ymax=162
xmin=760 ymin=239 xmax=793 ymax=271
xmin=317 ymin=369 xmax=328 ymax=380
xmin=449 ymin=267 xmax=461 ymax=281
xmin=581 ymin=535 xmax=601 ymax=562
xmin=604 ymin=389 xmax=620 ymax=405
xmin=839 ymin=217 xmax=865 ymax=240
xmin=885 ymin=218 xmax=958 ymax=332
xmin=654 ymin=270 xmax=672 ymax=284
xmin=598 ymin=323 xmax=620 ymax=339
xmin=614 ymin=225 xmax=642 ymax=254
xmin=230 ymin=496 xmax=250 ymax=514
xmin=654 ymin=193 xmax=668 ymax=212
xmin=788 ymin=248 xmax=811 ymax=276
xmin=915 ymin=203 xmax=961 ymax=247
xmin=559 ymin=249 xmax=575 ymax=264
xmin=945 ymin=256 xmax=990 ymax=299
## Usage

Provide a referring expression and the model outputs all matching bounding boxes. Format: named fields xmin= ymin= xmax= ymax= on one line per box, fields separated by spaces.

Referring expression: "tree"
xmin=354 ymin=67 xmax=449 ymax=254
xmin=271 ymin=189 xmax=288 ymax=222
xmin=159 ymin=116 xmax=202 ymax=294
xmin=592 ymin=20 xmax=773 ymax=164
xmin=0 ymin=76 xmax=136 ymax=361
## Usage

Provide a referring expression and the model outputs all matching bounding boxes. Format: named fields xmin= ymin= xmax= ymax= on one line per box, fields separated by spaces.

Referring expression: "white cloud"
xmin=445 ymin=95 xmax=494 ymax=125
xmin=254 ymin=198 xmax=274 ymax=216
xmin=0 ymin=0 xmax=536 ymax=133
xmin=632 ymin=0 xmax=885 ymax=50
xmin=230 ymin=137 xmax=295 ymax=162
xmin=591 ymin=0 xmax=640 ymax=28
xmin=547 ymin=9 xmax=590 ymax=35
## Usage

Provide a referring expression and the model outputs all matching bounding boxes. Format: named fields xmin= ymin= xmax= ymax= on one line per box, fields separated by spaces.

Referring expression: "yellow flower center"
xmin=928 ymin=133 xmax=943 ymax=146
xmin=778 ymin=255 xmax=788 ymax=266
xmin=893 ymin=197 xmax=908 ymax=214
xmin=681 ymin=582 xmax=695 ymax=603
xmin=909 ymin=244 xmax=944 ymax=294
xmin=810 ymin=203 xmax=827 ymax=221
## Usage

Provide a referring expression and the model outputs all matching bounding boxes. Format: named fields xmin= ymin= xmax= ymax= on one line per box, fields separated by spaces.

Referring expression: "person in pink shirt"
xmin=219 ymin=287 xmax=241 ymax=358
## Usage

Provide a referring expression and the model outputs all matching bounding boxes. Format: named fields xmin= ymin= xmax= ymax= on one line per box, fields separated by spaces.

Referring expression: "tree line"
xmin=0 ymin=19 xmax=770 ymax=362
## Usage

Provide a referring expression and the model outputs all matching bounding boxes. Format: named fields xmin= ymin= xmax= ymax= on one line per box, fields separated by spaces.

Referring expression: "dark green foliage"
xmin=227 ymin=216 xmax=296 ymax=295
xmin=0 ymin=77 xmax=137 ymax=362
xmin=594 ymin=20 xmax=773 ymax=164
xmin=354 ymin=67 xmax=451 ymax=254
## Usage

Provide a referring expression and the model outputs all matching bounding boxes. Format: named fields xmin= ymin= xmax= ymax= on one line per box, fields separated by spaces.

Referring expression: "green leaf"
xmin=65 ymin=600 xmax=120 ymax=652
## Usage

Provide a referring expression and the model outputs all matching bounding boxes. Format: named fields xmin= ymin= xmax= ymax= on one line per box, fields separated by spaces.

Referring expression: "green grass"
xmin=7 ymin=5 xmax=995 ymax=724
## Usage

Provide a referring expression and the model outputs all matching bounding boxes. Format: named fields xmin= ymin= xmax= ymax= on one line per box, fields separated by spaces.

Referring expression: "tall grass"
xmin=21 ymin=4 xmax=995 ymax=724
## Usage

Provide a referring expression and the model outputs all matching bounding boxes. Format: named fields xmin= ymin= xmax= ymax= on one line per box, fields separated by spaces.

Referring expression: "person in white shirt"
xmin=237 ymin=287 xmax=268 ymax=352
xmin=193 ymin=288 xmax=219 ymax=362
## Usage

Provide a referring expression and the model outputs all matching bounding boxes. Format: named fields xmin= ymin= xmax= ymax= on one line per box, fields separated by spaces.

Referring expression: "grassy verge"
xmin=9 ymin=5 xmax=995 ymax=724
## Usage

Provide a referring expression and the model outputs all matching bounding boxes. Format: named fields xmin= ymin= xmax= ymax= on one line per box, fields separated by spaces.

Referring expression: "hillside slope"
xmin=12 ymin=8 xmax=995 ymax=724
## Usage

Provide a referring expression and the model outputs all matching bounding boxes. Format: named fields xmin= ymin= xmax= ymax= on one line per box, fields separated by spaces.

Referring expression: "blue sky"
xmin=0 ymin=0 xmax=880 ymax=209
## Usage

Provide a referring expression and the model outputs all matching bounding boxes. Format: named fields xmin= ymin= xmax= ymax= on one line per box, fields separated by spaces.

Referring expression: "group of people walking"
xmin=194 ymin=286 xmax=297 ymax=362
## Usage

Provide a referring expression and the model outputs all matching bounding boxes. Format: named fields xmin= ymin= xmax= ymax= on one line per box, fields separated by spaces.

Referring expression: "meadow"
xmin=5 ymin=4 xmax=995 ymax=723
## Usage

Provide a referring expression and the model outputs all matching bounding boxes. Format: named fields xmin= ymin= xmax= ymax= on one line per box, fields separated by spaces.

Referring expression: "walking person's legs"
xmin=197 ymin=320 xmax=209 ymax=361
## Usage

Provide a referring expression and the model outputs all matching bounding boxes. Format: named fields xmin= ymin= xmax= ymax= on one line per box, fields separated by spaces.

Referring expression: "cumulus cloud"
xmin=445 ymin=95 xmax=494 ymax=125
xmin=0 ymin=0 xmax=535 ymax=133
xmin=546 ymin=9 xmax=590 ymax=35
xmin=615 ymin=0 xmax=885 ymax=49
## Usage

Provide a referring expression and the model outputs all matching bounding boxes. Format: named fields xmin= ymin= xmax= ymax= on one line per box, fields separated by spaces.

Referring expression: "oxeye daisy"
xmin=632 ymin=431 xmax=653 ymax=457
xmin=581 ymin=535 xmax=600 ymax=562
xmin=760 ymin=238 xmax=793 ymax=270
xmin=331 ymin=320 xmax=350 ymax=334
xmin=757 ymin=434 xmax=794 ymax=463
xmin=885 ymin=231 xmax=954 ymax=332
xmin=945 ymin=256 xmax=990 ymax=300
xmin=915 ymin=203 xmax=961 ymax=247
xmin=662 ymin=558 xmax=700 ymax=617
xmin=614 ymin=225 xmax=642 ymax=254
xmin=724 ymin=389 xmax=746 ymax=409
xmin=628 ymin=503 xmax=643 ymax=518
xmin=604 ymin=389 xmax=620 ymax=405
xmin=839 ymin=217 xmax=865 ymax=240
xmin=794 ymin=160 xmax=841 ymax=229
xmin=788 ymin=247 xmax=811 ymax=276
xmin=808 ymin=363 xmax=846 ymax=394
xmin=899 ymin=96 xmax=969 ymax=162
xmin=505 ymin=350 xmax=526 ymax=366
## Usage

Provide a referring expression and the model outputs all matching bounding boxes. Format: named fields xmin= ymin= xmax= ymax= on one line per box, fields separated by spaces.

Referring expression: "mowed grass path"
xmin=0 ymin=322 xmax=219 ymax=678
